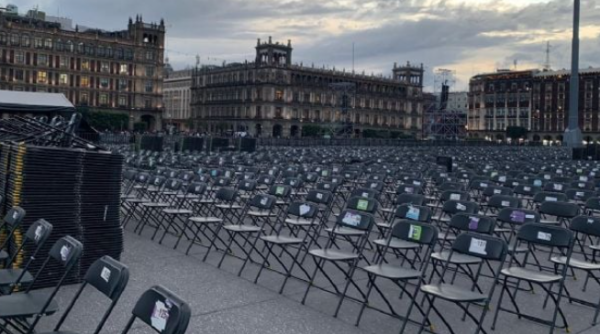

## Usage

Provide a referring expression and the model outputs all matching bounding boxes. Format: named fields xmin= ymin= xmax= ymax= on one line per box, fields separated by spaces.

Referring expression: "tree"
xmin=79 ymin=108 xmax=129 ymax=131
xmin=506 ymin=126 xmax=528 ymax=140
xmin=301 ymin=125 xmax=323 ymax=137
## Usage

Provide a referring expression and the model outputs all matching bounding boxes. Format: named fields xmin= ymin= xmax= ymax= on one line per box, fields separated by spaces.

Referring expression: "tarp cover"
xmin=0 ymin=90 xmax=75 ymax=113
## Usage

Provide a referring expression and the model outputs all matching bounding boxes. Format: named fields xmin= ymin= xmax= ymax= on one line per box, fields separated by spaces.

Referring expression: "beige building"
xmin=163 ymin=67 xmax=192 ymax=130
xmin=0 ymin=11 xmax=166 ymax=130
xmin=191 ymin=37 xmax=425 ymax=138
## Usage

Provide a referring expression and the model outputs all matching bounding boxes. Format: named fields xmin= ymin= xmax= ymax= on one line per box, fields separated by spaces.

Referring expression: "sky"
xmin=8 ymin=0 xmax=600 ymax=91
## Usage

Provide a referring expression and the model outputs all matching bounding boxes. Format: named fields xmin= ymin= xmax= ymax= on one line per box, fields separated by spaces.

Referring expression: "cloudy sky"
xmin=11 ymin=0 xmax=600 ymax=90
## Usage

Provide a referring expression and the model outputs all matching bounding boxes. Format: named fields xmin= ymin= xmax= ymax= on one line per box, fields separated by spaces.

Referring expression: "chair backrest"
xmin=487 ymin=195 xmax=521 ymax=209
xmin=570 ymin=215 xmax=600 ymax=238
xmin=516 ymin=223 xmax=573 ymax=249
xmin=539 ymin=201 xmax=579 ymax=219
xmin=390 ymin=220 xmax=438 ymax=246
xmin=306 ymin=189 xmax=333 ymax=206
xmin=346 ymin=196 xmax=378 ymax=214
xmin=586 ymin=197 xmax=600 ymax=211
xmin=565 ymin=188 xmax=595 ymax=202
xmin=497 ymin=208 xmax=540 ymax=225
xmin=186 ymin=182 xmax=207 ymax=196
xmin=449 ymin=213 xmax=495 ymax=234
xmin=249 ymin=194 xmax=276 ymax=211
xmin=283 ymin=177 xmax=303 ymax=189
xmin=53 ymin=256 xmax=130 ymax=334
xmin=238 ymin=180 xmax=257 ymax=192
xmin=394 ymin=204 xmax=432 ymax=222
xmin=533 ymin=191 xmax=567 ymax=204
xmin=350 ymin=188 xmax=379 ymax=200
xmin=0 ymin=206 xmax=26 ymax=249
xmin=395 ymin=193 xmax=425 ymax=206
xmin=396 ymin=184 xmax=423 ymax=195
xmin=286 ymin=202 xmax=319 ymax=220
xmin=451 ymin=233 xmax=508 ymax=262
xmin=482 ymin=186 xmax=514 ymax=198
xmin=125 ymin=285 xmax=191 ymax=334
xmin=513 ymin=184 xmax=540 ymax=197
xmin=214 ymin=187 xmax=237 ymax=202
xmin=441 ymin=200 xmax=479 ymax=215
xmin=316 ymin=182 xmax=338 ymax=193
xmin=440 ymin=190 xmax=469 ymax=202
xmin=268 ymin=184 xmax=292 ymax=198
xmin=336 ymin=209 xmax=375 ymax=231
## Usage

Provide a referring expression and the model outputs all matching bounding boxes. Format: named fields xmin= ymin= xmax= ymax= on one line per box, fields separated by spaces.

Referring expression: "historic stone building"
xmin=0 ymin=11 xmax=165 ymax=130
xmin=468 ymin=67 xmax=600 ymax=143
xmin=191 ymin=37 xmax=424 ymax=138
xmin=163 ymin=67 xmax=192 ymax=130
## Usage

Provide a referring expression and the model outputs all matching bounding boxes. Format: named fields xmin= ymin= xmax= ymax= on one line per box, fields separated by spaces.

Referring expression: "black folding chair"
xmin=356 ymin=221 xmax=438 ymax=329
xmin=0 ymin=236 xmax=83 ymax=334
xmin=492 ymin=223 xmax=574 ymax=334
xmin=0 ymin=207 xmax=26 ymax=266
xmin=37 ymin=256 xmax=129 ymax=334
xmin=0 ymin=219 xmax=52 ymax=294
xmin=301 ymin=209 xmax=375 ymax=318
xmin=411 ymin=233 xmax=507 ymax=334
xmin=122 ymin=285 xmax=191 ymax=334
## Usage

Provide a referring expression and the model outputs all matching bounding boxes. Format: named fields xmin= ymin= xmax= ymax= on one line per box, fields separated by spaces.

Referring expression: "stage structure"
xmin=422 ymin=69 xmax=467 ymax=140
xmin=327 ymin=82 xmax=356 ymax=138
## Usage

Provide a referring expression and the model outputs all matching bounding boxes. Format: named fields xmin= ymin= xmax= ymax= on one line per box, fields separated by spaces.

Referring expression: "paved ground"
xmin=32 ymin=227 xmax=600 ymax=334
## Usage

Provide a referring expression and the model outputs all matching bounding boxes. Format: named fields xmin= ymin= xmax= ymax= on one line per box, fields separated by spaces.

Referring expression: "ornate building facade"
xmin=468 ymin=68 xmax=600 ymax=143
xmin=0 ymin=11 xmax=165 ymax=130
xmin=191 ymin=37 xmax=424 ymax=138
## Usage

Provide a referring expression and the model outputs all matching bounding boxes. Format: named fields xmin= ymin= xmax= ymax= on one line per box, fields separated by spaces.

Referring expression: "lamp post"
xmin=563 ymin=0 xmax=583 ymax=147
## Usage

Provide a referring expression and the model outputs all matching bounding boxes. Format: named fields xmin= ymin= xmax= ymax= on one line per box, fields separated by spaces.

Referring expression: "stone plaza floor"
xmin=32 ymin=227 xmax=600 ymax=334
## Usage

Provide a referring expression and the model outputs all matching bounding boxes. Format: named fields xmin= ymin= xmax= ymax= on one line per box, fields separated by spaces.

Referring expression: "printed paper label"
xmin=511 ymin=211 xmax=525 ymax=223
xmin=342 ymin=212 xmax=361 ymax=227
xmin=469 ymin=238 xmax=488 ymax=255
xmin=299 ymin=204 xmax=311 ymax=216
xmin=468 ymin=217 xmax=480 ymax=230
xmin=406 ymin=206 xmax=420 ymax=220
xmin=101 ymin=267 xmax=111 ymax=283
xmin=450 ymin=194 xmax=461 ymax=200
xmin=357 ymin=199 xmax=369 ymax=211
xmin=151 ymin=301 xmax=169 ymax=332
xmin=546 ymin=197 xmax=558 ymax=202
xmin=537 ymin=232 xmax=552 ymax=241
xmin=408 ymin=225 xmax=422 ymax=241
xmin=501 ymin=201 xmax=510 ymax=207
xmin=276 ymin=187 xmax=285 ymax=195
xmin=60 ymin=245 xmax=71 ymax=262
xmin=456 ymin=203 xmax=466 ymax=211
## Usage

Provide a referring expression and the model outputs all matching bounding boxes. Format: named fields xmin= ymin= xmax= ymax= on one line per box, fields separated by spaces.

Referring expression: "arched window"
xmin=21 ymin=34 xmax=30 ymax=47
xmin=66 ymin=40 xmax=74 ymax=52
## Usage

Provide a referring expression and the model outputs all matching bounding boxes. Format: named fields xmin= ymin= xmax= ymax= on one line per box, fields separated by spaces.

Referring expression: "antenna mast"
xmin=544 ymin=41 xmax=552 ymax=71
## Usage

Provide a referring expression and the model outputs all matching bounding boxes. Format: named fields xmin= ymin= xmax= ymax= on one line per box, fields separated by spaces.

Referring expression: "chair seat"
xmin=421 ymin=283 xmax=487 ymax=302
xmin=374 ymin=238 xmax=419 ymax=250
xmin=539 ymin=219 xmax=560 ymax=225
xmin=215 ymin=204 xmax=243 ymax=210
xmin=431 ymin=251 xmax=481 ymax=265
xmin=381 ymin=208 xmax=394 ymax=214
xmin=189 ymin=217 xmax=222 ymax=224
xmin=376 ymin=222 xmax=391 ymax=229
xmin=494 ymin=227 xmax=512 ymax=234
xmin=193 ymin=199 xmax=215 ymax=204
xmin=363 ymin=264 xmax=421 ymax=280
xmin=309 ymin=249 xmax=359 ymax=261
xmin=163 ymin=208 xmax=193 ymax=215
xmin=501 ymin=267 xmax=562 ymax=283
xmin=325 ymin=226 xmax=366 ymax=236
xmin=176 ymin=194 xmax=200 ymax=199
xmin=248 ymin=211 xmax=277 ymax=217
xmin=590 ymin=244 xmax=600 ymax=251
xmin=284 ymin=218 xmax=316 ymax=226
xmin=0 ymin=268 xmax=33 ymax=287
xmin=260 ymin=235 xmax=304 ymax=245
xmin=37 ymin=331 xmax=80 ymax=334
xmin=551 ymin=256 xmax=600 ymax=271
xmin=438 ymin=233 xmax=457 ymax=242
xmin=0 ymin=250 xmax=7 ymax=261
xmin=224 ymin=225 xmax=262 ymax=233
xmin=0 ymin=291 xmax=58 ymax=318
xmin=141 ymin=202 xmax=170 ymax=208
xmin=432 ymin=215 xmax=450 ymax=223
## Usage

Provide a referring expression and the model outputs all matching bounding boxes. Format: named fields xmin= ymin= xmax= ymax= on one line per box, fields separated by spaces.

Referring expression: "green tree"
xmin=301 ymin=125 xmax=324 ymax=137
xmin=506 ymin=126 xmax=528 ymax=140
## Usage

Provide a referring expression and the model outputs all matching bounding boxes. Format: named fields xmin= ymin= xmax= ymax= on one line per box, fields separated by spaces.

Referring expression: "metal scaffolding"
xmin=422 ymin=69 xmax=467 ymax=140
xmin=327 ymin=82 xmax=356 ymax=138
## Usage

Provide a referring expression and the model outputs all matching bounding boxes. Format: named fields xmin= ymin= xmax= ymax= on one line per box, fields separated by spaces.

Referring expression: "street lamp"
xmin=563 ymin=0 xmax=583 ymax=147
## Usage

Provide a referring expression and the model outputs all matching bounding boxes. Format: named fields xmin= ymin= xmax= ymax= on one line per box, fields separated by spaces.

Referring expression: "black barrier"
xmin=182 ymin=137 xmax=204 ymax=152
xmin=436 ymin=156 xmax=453 ymax=172
xmin=240 ymin=138 xmax=257 ymax=153
xmin=140 ymin=136 xmax=163 ymax=152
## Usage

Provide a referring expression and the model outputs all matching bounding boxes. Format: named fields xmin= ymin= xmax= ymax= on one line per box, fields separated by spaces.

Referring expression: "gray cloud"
xmin=9 ymin=0 xmax=600 ymax=90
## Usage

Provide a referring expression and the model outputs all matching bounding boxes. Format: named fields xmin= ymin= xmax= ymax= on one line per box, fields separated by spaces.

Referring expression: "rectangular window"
xmin=37 ymin=54 xmax=48 ymax=66
xmin=59 ymin=73 xmax=68 ymax=85
xmin=81 ymin=59 xmax=90 ymax=71
xmin=15 ymin=51 xmax=24 ymax=64
xmin=80 ymin=76 xmax=89 ymax=87
xmin=80 ymin=92 xmax=89 ymax=104
xmin=21 ymin=35 xmax=30 ymax=47
xmin=145 ymin=66 xmax=154 ymax=77
xmin=119 ymin=64 xmax=128 ymax=75
xmin=37 ymin=71 xmax=47 ymax=84
xmin=275 ymin=90 xmax=284 ymax=101
xmin=60 ymin=57 xmax=70 ymax=69
xmin=119 ymin=95 xmax=127 ymax=107
xmin=118 ymin=79 xmax=128 ymax=91
xmin=10 ymin=33 xmax=19 ymax=46
xmin=14 ymin=70 xmax=24 ymax=81
xmin=145 ymin=81 xmax=153 ymax=93
xmin=101 ymin=61 xmax=109 ymax=73
xmin=99 ymin=94 xmax=108 ymax=105
xmin=34 ymin=37 xmax=43 ymax=48
xmin=145 ymin=51 xmax=154 ymax=60
xmin=44 ymin=38 xmax=52 ymax=49
xmin=100 ymin=78 xmax=109 ymax=89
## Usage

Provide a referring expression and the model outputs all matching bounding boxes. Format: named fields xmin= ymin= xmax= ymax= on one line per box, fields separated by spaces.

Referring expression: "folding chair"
xmin=254 ymin=201 xmax=320 ymax=293
xmin=480 ymin=194 xmax=520 ymax=217
xmin=539 ymin=201 xmax=579 ymax=226
xmin=122 ymin=285 xmax=191 ymax=334
xmin=376 ymin=203 xmax=431 ymax=240
xmin=0 ymin=219 xmax=53 ymax=294
xmin=411 ymin=233 xmax=507 ymax=334
xmin=551 ymin=215 xmax=600 ymax=325
xmin=218 ymin=193 xmax=276 ymax=276
xmin=36 ymin=256 xmax=129 ymax=334
xmin=492 ymin=223 xmax=574 ymax=334
xmin=357 ymin=221 xmax=438 ymax=328
xmin=301 ymin=209 xmax=375 ymax=318
xmin=0 ymin=207 xmax=26 ymax=266
xmin=0 ymin=236 xmax=83 ymax=334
